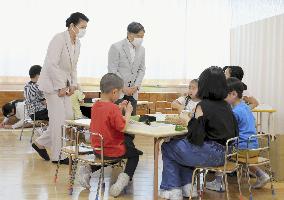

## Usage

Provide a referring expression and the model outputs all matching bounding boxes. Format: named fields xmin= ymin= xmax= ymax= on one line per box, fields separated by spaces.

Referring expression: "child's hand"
xmin=125 ymin=103 xmax=133 ymax=114
xmin=118 ymin=100 xmax=128 ymax=110
xmin=4 ymin=125 xmax=12 ymax=129
xmin=0 ymin=122 xmax=4 ymax=128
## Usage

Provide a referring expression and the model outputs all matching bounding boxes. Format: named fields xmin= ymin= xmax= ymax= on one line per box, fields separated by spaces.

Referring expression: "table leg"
xmin=154 ymin=137 xmax=162 ymax=200
xmin=69 ymin=155 xmax=72 ymax=175
xmin=260 ymin=112 xmax=263 ymax=133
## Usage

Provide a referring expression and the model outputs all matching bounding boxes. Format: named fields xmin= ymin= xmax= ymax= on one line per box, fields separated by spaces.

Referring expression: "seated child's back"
xmin=232 ymin=101 xmax=258 ymax=149
xmin=90 ymin=101 xmax=126 ymax=157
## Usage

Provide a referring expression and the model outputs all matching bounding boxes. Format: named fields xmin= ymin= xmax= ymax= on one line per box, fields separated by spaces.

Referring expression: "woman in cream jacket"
xmin=32 ymin=12 xmax=89 ymax=164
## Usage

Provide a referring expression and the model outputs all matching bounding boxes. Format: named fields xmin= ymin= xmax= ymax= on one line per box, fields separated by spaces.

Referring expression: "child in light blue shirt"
xmin=232 ymin=101 xmax=258 ymax=149
xmin=206 ymin=77 xmax=270 ymax=192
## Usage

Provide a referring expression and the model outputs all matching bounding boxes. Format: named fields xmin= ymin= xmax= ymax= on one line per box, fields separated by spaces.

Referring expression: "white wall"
xmin=230 ymin=14 xmax=284 ymax=134
xmin=0 ymin=0 xmax=231 ymax=83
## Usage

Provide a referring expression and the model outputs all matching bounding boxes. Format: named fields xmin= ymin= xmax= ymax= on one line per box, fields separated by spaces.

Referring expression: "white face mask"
xmin=72 ymin=25 xmax=86 ymax=38
xmin=77 ymin=27 xmax=86 ymax=38
xmin=131 ymin=38 xmax=143 ymax=47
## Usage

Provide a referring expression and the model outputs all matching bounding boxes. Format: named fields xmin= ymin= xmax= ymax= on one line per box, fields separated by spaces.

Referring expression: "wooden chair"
xmin=54 ymin=127 xmax=124 ymax=199
xmin=237 ymin=133 xmax=275 ymax=200
xmin=69 ymin=131 xmax=124 ymax=199
xmin=189 ymin=137 xmax=243 ymax=200
xmin=54 ymin=125 xmax=94 ymax=181
xmin=19 ymin=101 xmax=48 ymax=143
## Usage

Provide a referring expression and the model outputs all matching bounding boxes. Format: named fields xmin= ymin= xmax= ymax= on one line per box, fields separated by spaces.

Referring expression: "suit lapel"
xmin=133 ymin=47 xmax=141 ymax=69
xmin=64 ymin=31 xmax=76 ymax=67
xmin=122 ymin=39 xmax=132 ymax=67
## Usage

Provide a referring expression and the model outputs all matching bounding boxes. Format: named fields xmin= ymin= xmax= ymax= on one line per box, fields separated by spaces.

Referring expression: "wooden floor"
xmin=0 ymin=129 xmax=283 ymax=200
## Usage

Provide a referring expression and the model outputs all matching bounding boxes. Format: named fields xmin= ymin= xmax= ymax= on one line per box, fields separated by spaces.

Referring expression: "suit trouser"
xmin=30 ymin=108 xmax=49 ymax=121
xmin=35 ymin=93 xmax=73 ymax=161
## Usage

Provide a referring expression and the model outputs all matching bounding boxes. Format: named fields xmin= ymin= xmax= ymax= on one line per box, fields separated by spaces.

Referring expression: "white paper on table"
xmin=255 ymin=104 xmax=273 ymax=110
xmin=92 ymin=98 xmax=100 ymax=103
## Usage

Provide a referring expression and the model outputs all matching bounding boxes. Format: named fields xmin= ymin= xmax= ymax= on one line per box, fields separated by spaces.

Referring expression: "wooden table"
xmin=252 ymin=105 xmax=276 ymax=133
xmin=65 ymin=116 xmax=187 ymax=200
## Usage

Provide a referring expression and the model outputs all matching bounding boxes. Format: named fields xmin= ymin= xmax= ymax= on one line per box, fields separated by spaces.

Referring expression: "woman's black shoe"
xmin=52 ymin=158 xmax=69 ymax=165
xmin=32 ymin=143 xmax=50 ymax=161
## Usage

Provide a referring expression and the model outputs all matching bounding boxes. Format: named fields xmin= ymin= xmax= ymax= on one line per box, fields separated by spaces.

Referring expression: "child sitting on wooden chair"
xmin=206 ymin=77 xmax=270 ymax=192
xmin=78 ymin=73 xmax=143 ymax=197
xmin=171 ymin=79 xmax=200 ymax=114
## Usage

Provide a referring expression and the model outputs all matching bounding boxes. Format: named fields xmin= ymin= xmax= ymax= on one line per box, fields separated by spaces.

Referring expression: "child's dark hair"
xmin=2 ymin=99 xmax=23 ymax=117
xmin=2 ymin=103 xmax=13 ymax=117
xmin=184 ymin=79 xmax=199 ymax=107
xmin=198 ymin=66 xmax=228 ymax=100
xmin=29 ymin=65 xmax=42 ymax=78
xmin=227 ymin=77 xmax=244 ymax=99
xmin=224 ymin=66 xmax=244 ymax=81
xmin=66 ymin=12 xmax=89 ymax=28
xmin=190 ymin=79 xmax=198 ymax=85
xmin=224 ymin=66 xmax=247 ymax=90
xmin=100 ymin=73 xmax=124 ymax=93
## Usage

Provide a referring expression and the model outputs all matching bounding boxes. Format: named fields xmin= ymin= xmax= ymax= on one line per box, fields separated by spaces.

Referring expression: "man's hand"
xmin=123 ymin=87 xmax=132 ymax=96
xmin=130 ymin=86 xmax=138 ymax=95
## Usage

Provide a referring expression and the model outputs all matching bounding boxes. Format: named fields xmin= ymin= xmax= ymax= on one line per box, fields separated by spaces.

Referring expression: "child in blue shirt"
xmin=206 ymin=77 xmax=270 ymax=192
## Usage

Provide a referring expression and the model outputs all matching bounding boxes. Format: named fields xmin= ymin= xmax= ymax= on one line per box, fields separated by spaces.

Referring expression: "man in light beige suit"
xmin=108 ymin=22 xmax=146 ymax=115
xmin=32 ymin=12 xmax=89 ymax=164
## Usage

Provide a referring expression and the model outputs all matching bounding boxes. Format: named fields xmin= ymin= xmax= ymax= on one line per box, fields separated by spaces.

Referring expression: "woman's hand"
xmin=58 ymin=88 xmax=68 ymax=97
xmin=67 ymin=86 xmax=76 ymax=96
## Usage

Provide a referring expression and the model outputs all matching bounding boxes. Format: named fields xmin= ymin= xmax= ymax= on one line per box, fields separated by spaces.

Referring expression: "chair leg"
xmin=19 ymin=121 xmax=25 ymax=141
xmin=102 ymin=164 xmax=105 ymax=189
xmin=96 ymin=166 xmax=104 ymax=200
xmin=189 ymin=168 xmax=199 ymax=200
xmin=68 ymin=156 xmax=72 ymax=175
xmin=30 ymin=123 xmax=36 ymax=143
xmin=54 ymin=150 xmax=63 ymax=183
xmin=200 ymin=169 xmax=207 ymax=198
xmin=268 ymin=163 xmax=275 ymax=196
xmin=246 ymin=167 xmax=253 ymax=200
xmin=237 ymin=166 xmax=243 ymax=200
xmin=224 ymin=174 xmax=229 ymax=200
xmin=69 ymin=158 xmax=78 ymax=195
